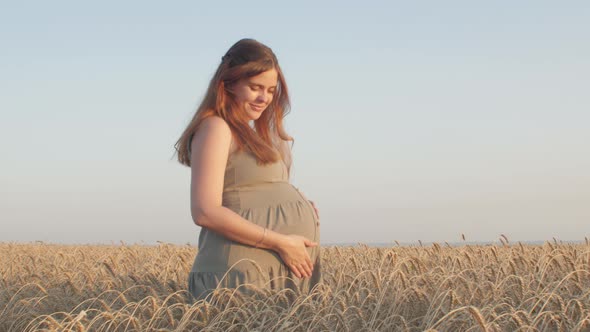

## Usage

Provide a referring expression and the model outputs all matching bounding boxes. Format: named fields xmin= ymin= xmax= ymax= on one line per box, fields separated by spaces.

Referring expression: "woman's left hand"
xmin=295 ymin=187 xmax=320 ymax=222
xmin=308 ymin=200 xmax=320 ymax=221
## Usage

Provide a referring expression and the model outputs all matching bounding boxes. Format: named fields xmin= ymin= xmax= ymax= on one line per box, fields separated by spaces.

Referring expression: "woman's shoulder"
xmin=194 ymin=116 xmax=233 ymax=143
xmin=194 ymin=115 xmax=238 ymax=154
xmin=199 ymin=115 xmax=231 ymax=132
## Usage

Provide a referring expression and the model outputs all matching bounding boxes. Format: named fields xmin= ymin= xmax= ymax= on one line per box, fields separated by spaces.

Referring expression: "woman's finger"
xmin=290 ymin=265 xmax=302 ymax=278
xmin=309 ymin=200 xmax=320 ymax=219
xmin=301 ymin=263 xmax=311 ymax=277
xmin=296 ymin=265 xmax=305 ymax=278
xmin=297 ymin=264 xmax=306 ymax=278
xmin=304 ymin=239 xmax=318 ymax=247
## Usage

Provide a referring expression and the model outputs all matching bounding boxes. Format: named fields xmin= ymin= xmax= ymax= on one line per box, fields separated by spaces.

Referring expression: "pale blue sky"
xmin=1 ymin=1 xmax=588 ymax=245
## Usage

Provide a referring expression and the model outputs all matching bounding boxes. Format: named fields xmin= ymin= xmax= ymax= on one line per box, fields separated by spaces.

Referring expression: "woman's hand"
xmin=275 ymin=234 xmax=318 ymax=279
xmin=294 ymin=187 xmax=320 ymax=221
xmin=309 ymin=200 xmax=320 ymax=221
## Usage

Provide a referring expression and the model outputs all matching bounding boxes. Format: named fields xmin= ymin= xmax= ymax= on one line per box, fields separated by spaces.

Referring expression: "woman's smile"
xmin=250 ymin=103 xmax=265 ymax=112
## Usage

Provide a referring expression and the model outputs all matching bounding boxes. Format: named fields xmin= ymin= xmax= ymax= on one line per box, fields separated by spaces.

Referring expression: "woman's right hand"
xmin=275 ymin=234 xmax=318 ymax=278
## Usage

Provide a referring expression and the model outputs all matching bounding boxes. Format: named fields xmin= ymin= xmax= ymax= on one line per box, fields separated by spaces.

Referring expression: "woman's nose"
xmin=257 ymin=91 xmax=271 ymax=103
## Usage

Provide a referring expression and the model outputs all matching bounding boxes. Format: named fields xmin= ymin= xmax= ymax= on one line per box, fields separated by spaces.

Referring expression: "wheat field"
xmin=1 ymin=238 xmax=590 ymax=331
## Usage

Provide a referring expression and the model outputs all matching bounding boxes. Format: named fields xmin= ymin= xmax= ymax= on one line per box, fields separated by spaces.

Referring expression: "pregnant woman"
xmin=175 ymin=38 xmax=321 ymax=301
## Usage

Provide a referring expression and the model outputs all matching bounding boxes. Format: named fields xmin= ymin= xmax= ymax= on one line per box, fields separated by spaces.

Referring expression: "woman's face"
xmin=231 ymin=69 xmax=278 ymax=122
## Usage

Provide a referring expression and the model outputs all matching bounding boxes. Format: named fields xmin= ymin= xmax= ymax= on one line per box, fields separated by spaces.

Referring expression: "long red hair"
xmin=174 ymin=38 xmax=293 ymax=171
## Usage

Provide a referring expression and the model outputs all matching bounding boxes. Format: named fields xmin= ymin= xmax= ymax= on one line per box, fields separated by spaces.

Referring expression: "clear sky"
xmin=1 ymin=1 xmax=588 ymax=245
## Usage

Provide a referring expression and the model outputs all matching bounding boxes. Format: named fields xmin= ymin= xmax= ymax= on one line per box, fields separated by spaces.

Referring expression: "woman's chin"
xmin=246 ymin=111 xmax=263 ymax=121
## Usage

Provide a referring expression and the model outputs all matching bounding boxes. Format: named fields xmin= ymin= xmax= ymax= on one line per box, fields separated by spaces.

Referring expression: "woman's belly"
xmin=193 ymin=182 xmax=319 ymax=272
xmin=222 ymin=182 xmax=319 ymax=241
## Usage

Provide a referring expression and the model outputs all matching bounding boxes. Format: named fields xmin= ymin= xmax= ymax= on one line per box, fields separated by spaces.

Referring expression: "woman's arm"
xmin=190 ymin=116 xmax=317 ymax=278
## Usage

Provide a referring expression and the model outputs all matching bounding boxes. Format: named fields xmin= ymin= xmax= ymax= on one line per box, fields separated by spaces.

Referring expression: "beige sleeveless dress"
xmin=187 ymin=149 xmax=322 ymax=300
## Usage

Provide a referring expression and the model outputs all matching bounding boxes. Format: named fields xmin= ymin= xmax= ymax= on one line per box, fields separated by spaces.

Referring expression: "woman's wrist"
xmin=254 ymin=227 xmax=267 ymax=248
xmin=263 ymin=229 xmax=285 ymax=252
